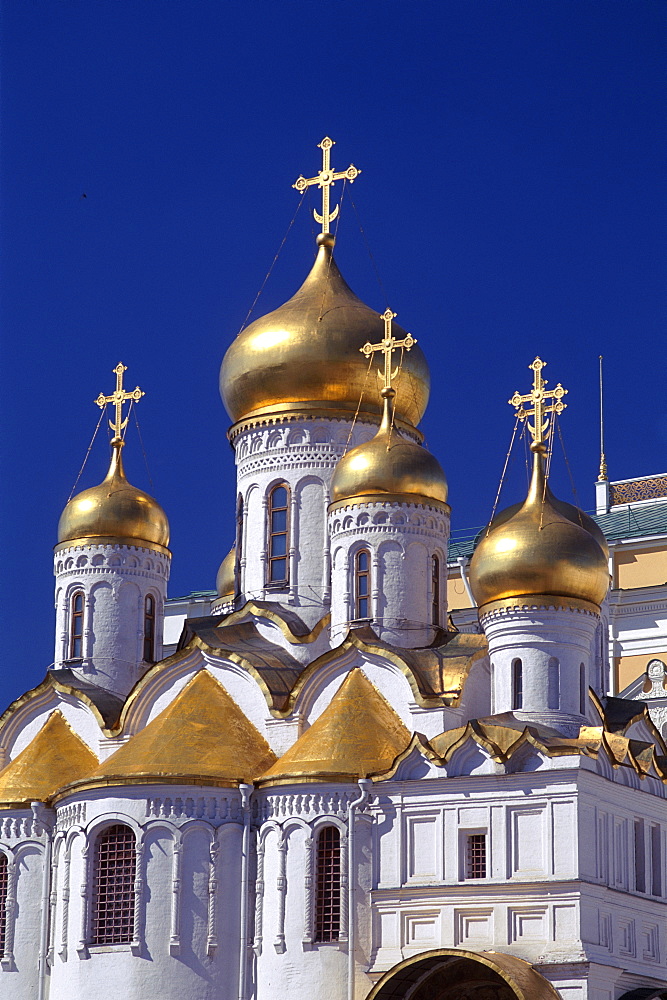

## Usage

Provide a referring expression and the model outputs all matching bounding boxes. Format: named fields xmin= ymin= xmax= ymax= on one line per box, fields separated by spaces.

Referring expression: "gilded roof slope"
xmin=0 ymin=710 xmax=98 ymax=808
xmin=220 ymin=239 xmax=430 ymax=427
xmin=259 ymin=668 xmax=410 ymax=785
xmin=78 ymin=670 xmax=276 ymax=790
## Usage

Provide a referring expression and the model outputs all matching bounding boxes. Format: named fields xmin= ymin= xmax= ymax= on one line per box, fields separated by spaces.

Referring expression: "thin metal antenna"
xmin=598 ymin=355 xmax=608 ymax=481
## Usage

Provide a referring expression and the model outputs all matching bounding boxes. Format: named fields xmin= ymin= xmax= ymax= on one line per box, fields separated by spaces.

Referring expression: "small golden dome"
xmin=330 ymin=388 xmax=448 ymax=508
xmin=469 ymin=447 xmax=609 ymax=609
xmin=220 ymin=235 xmax=430 ymax=427
xmin=216 ymin=545 xmax=236 ymax=599
xmin=58 ymin=443 xmax=170 ymax=550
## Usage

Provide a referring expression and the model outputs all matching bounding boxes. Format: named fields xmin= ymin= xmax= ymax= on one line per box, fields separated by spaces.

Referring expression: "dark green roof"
xmin=594 ymin=500 xmax=667 ymax=542
xmin=447 ymin=499 xmax=667 ymax=564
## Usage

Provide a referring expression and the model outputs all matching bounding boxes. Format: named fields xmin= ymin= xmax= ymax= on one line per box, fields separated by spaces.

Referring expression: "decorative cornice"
xmin=328 ymin=493 xmax=450 ymax=515
xmin=227 ymin=407 xmax=422 ymax=444
xmin=479 ymin=594 xmax=600 ymax=619
xmin=54 ymin=537 xmax=171 ymax=557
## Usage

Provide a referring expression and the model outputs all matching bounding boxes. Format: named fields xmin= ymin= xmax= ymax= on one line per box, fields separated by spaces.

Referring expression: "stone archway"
xmin=366 ymin=949 xmax=562 ymax=1000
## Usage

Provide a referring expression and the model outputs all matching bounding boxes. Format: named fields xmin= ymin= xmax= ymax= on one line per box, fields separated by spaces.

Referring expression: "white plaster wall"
xmin=481 ymin=602 xmax=599 ymax=730
xmin=368 ymin=766 xmax=666 ymax=987
xmin=54 ymin=542 xmax=170 ymax=699
xmin=0 ymin=834 xmax=45 ymax=998
xmin=329 ymin=501 xmax=449 ymax=648
xmin=48 ymin=786 xmax=244 ymax=1000
xmin=253 ymin=795 xmax=375 ymax=1000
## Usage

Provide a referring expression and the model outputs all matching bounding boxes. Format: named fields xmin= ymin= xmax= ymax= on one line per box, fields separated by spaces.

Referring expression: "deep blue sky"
xmin=1 ymin=1 xmax=665 ymax=710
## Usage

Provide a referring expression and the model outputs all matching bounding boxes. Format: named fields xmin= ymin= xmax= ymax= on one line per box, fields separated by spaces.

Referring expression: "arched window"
xmin=512 ymin=658 xmax=523 ymax=711
xmin=354 ymin=548 xmax=371 ymax=619
xmin=69 ymin=591 xmax=85 ymax=659
xmin=91 ymin=824 xmax=136 ymax=945
xmin=143 ymin=595 xmax=155 ymax=662
xmin=267 ymin=484 xmax=289 ymax=584
xmin=548 ymin=657 xmax=560 ymax=710
xmin=315 ymin=826 xmax=340 ymax=942
xmin=0 ymin=852 xmax=8 ymax=958
xmin=431 ymin=554 xmax=440 ymax=626
xmin=580 ymin=663 xmax=587 ymax=715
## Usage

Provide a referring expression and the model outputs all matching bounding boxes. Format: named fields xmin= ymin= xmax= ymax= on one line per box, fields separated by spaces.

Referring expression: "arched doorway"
xmin=366 ymin=949 xmax=562 ymax=1000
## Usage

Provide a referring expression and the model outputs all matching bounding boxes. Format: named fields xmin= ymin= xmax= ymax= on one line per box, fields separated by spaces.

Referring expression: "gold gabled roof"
xmin=66 ymin=670 xmax=276 ymax=792
xmin=258 ymin=668 xmax=410 ymax=786
xmin=0 ymin=710 xmax=98 ymax=808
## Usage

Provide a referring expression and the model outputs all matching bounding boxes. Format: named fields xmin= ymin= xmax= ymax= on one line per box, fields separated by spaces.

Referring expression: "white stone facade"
xmin=328 ymin=500 xmax=450 ymax=647
xmin=481 ymin=602 xmax=600 ymax=732
xmin=53 ymin=542 xmax=170 ymax=698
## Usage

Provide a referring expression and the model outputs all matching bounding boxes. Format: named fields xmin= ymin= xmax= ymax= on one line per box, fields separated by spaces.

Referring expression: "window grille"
xmin=91 ymin=824 xmax=136 ymax=945
xmin=143 ymin=595 xmax=155 ymax=662
xmin=431 ymin=554 xmax=440 ymax=626
xmin=354 ymin=549 xmax=371 ymax=619
xmin=267 ymin=485 xmax=289 ymax=584
xmin=70 ymin=591 xmax=85 ymax=659
xmin=315 ymin=826 xmax=341 ymax=942
xmin=0 ymin=853 xmax=8 ymax=957
xmin=465 ymin=833 xmax=487 ymax=879
xmin=512 ymin=659 xmax=523 ymax=711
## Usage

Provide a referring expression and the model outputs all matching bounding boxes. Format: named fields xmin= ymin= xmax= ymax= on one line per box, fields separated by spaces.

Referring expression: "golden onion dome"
xmin=469 ymin=446 xmax=609 ymax=609
xmin=216 ymin=544 xmax=236 ymax=599
xmin=57 ymin=442 xmax=170 ymax=550
xmin=330 ymin=388 xmax=448 ymax=508
xmin=220 ymin=234 xmax=430 ymax=427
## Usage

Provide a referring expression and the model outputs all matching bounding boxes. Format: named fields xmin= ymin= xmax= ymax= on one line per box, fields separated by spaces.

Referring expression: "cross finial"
xmin=508 ymin=356 xmax=568 ymax=449
xmin=293 ymin=137 xmax=361 ymax=237
xmin=360 ymin=309 xmax=416 ymax=392
xmin=94 ymin=363 xmax=144 ymax=445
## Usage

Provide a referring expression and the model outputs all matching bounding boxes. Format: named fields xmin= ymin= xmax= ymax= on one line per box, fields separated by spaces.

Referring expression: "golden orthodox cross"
xmin=293 ymin=137 xmax=361 ymax=235
xmin=360 ymin=308 xmax=416 ymax=391
xmin=95 ymin=363 xmax=145 ymax=444
xmin=508 ymin=356 xmax=567 ymax=446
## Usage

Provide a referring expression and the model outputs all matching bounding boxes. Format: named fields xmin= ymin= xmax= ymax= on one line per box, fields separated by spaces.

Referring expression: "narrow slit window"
xmin=431 ymin=554 xmax=440 ymax=626
xmin=580 ymin=663 xmax=587 ymax=715
xmin=548 ymin=657 xmax=560 ymax=710
xmin=315 ymin=826 xmax=340 ymax=942
xmin=465 ymin=834 xmax=487 ymax=879
xmin=143 ymin=595 xmax=155 ymax=662
xmin=69 ymin=591 xmax=85 ymax=659
xmin=91 ymin=824 xmax=136 ymax=945
xmin=512 ymin=658 xmax=523 ymax=711
xmin=235 ymin=494 xmax=244 ymax=589
xmin=634 ymin=819 xmax=646 ymax=893
xmin=651 ymin=825 xmax=662 ymax=897
xmin=267 ymin=485 xmax=289 ymax=584
xmin=0 ymin=852 xmax=8 ymax=958
xmin=354 ymin=549 xmax=371 ymax=619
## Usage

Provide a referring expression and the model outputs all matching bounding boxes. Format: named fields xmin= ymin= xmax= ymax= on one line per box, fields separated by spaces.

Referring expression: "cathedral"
xmin=1 ymin=138 xmax=665 ymax=1000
